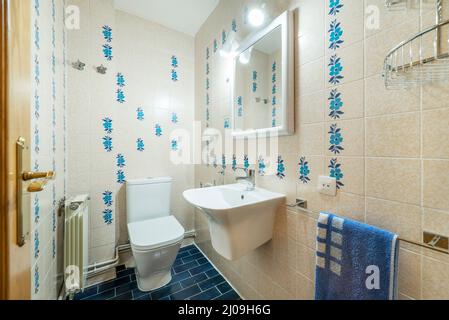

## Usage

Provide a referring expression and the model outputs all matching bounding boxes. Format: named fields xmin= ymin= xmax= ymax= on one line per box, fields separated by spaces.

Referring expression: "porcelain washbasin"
xmin=183 ymin=183 xmax=286 ymax=260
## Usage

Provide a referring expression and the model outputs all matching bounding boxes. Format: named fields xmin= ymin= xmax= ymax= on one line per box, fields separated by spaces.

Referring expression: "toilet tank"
xmin=126 ymin=177 xmax=173 ymax=224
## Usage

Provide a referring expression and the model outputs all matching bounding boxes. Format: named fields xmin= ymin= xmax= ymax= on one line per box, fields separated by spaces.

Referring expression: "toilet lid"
xmin=128 ymin=216 xmax=185 ymax=251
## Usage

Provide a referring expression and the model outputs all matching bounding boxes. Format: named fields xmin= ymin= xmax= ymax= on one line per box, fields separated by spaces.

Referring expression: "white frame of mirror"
xmin=231 ymin=10 xmax=294 ymax=138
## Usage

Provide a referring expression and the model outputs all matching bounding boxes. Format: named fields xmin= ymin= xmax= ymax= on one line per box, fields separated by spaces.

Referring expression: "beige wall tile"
xmin=423 ymin=208 xmax=449 ymax=238
xmin=366 ymin=158 xmax=421 ymax=205
xmin=422 ymin=257 xmax=449 ymax=300
xmin=423 ymin=160 xmax=449 ymax=211
xmin=366 ymin=198 xmax=422 ymax=242
xmin=423 ymin=109 xmax=449 ymax=159
xmin=366 ymin=112 xmax=420 ymax=158
xmin=299 ymin=91 xmax=325 ymax=124
xmin=299 ymin=58 xmax=325 ymax=95
xmin=299 ymin=124 xmax=325 ymax=156
xmin=398 ymin=249 xmax=422 ymax=300
xmin=365 ymin=74 xmax=420 ymax=117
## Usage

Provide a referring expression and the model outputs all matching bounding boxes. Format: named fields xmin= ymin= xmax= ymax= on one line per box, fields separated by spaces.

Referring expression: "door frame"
xmin=0 ymin=0 xmax=10 ymax=300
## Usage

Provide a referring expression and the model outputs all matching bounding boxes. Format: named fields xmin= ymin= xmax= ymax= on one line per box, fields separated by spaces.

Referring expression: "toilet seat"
xmin=128 ymin=216 xmax=185 ymax=251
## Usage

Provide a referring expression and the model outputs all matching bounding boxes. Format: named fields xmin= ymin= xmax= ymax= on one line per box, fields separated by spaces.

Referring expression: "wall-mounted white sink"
xmin=183 ymin=183 xmax=285 ymax=260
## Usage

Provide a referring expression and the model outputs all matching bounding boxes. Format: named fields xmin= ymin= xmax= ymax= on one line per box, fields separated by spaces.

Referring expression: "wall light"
xmin=239 ymin=47 xmax=253 ymax=65
xmin=220 ymin=31 xmax=238 ymax=58
xmin=248 ymin=7 xmax=265 ymax=27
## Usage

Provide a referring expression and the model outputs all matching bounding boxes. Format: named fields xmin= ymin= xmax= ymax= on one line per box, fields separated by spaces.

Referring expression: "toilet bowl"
xmin=126 ymin=177 xmax=185 ymax=292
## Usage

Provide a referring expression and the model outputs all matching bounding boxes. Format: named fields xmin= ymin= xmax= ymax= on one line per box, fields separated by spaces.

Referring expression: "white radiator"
xmin=64 ymin=195 xmax=89 ymax=295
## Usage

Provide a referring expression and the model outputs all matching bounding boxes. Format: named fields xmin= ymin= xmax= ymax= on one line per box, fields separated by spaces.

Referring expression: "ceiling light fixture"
xmin=248 ymin=7 xmax=265 ymax=27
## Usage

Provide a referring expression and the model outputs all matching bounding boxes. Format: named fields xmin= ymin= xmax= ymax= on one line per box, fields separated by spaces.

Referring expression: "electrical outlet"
xmin=318 ymin=175 xmax=337 ymax=196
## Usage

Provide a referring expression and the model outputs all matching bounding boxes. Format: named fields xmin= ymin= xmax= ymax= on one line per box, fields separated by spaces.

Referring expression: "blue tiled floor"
xmin=74 ymin=245 xmax=241 ymax=301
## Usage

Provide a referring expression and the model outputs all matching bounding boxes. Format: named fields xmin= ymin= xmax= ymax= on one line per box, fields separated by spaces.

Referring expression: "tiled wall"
xmin=31 ymin=0 xmax=67 ymax=300
xmin=67 ymin=0 xmax=195 ymax=265
xmin=194 ymin=0 xmax=449 ymax=300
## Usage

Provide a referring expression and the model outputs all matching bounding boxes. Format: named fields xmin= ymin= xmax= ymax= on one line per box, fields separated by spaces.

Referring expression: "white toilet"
xmin=126 ymin=177 xmax=185 ymax=292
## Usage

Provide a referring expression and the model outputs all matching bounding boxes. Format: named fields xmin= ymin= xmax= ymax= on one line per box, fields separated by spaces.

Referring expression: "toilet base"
xmin=136 ymin=270 xmax=172 ymax=292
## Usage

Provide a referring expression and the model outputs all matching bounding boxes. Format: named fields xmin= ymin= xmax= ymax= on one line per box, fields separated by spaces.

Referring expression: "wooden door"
xmin=0 ymin=0 xmax=32 ymax=300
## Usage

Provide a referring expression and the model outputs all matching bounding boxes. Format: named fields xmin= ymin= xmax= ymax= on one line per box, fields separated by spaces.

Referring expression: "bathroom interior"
xmin=2 ymin=0 xmax=449 ymax=302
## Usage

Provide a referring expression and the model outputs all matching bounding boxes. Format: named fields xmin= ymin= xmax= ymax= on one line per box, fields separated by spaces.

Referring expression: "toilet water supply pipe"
xmin=85 ymin=231 xmax=197 ymax=278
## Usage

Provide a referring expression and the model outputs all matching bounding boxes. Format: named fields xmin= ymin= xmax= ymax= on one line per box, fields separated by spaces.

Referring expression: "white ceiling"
xmin=113 ymin=0 xmax=220 ymax=37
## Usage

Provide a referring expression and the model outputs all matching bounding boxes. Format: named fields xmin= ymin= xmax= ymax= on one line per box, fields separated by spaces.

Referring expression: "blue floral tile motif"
xmin=237 ymin=96 xmax=243 ymax=117
xmin=171 ymin=112 xmax=179 ymax=124
xmin=102 ymin=25 xmax=112 ymax=42
xmin=34 ymin=55 xmax=40 ymax=84
xmin=102 ymin=118 xmax=113 ymax=134
xmin=171 ymin=69 xmax=179 ymax=82
xmin=206 ymin=47 xmax=210 ymax=60
xmin=34 ymin=266 xmax=40 ymax=294
xmin=103 ymin=209 xmax=113 ymax=225
xmin=258 ymin=156 xmax=266 ymax=176
xmin=272 ymin=119 xmax=277 ymax=128
xmin=137 ymin=108 xmax=144 ymax=121
xmin=243 ymin=155 xmax=250 ymax=171
xmin=213 ymin=39 xmax=218 ymax=53
xmin=116 ymin=154 xmax=126 ymax=168
xmin=299 ymin=157 xmax=311 ymax=184
xmin=224 ymin=118 xmax=230 ymax=129
xmin=272 ymin=61 xmax=277 ymax=73
xmin=103 ymin=136 xmax=113 ymax=152
xmin=34 ymin=0 xmax=40 ymax=16
xmin=206 ymin=108 xmax=210 ymax=122
xmin=155 ymin=124 xmax=163 ymax=137
xmin=102 ymin=44 xmax=113 ymax=61
xmin=171 ymin=139 xmax=179 ymax=151
xmin=116 ymin=89 xmax=125 ymax=103
xmin=329 ymin=158 xmax=344 ymax=189
xmin=328 ymin=89 xmax=344 ymax=119
xmin=272 ymin=84 xmax=277 ymax=95
xmin=34 ymin=126 xmax=40 ymax=154
xmin=272 ymin=96 xmax=277 ymax=106
xmin=232 ymin=155 xmax=237 ymax=171
xmin=329 ymin=124 xmax=344 ymax=154
xmin=34 ymin=20 xmax=40 ymax=50
xmin=276 ymin=156 xmax=286 ymax=179
xmin=329 ymin=0 xmax=344 ymax=16
xmin=116 ymin=73 xmax=126 ymax=87
xmin=222 ymin=30 xmax=227 ymax=45
xmin=171 ymin=55 xmax=179 ymax=68
xmin=212 ymin=157 xmax=218 ymax=169
xmin=136 ymin=138 xmax=145 ymax=152
xmin=206 ymin=78 xmax=210 ymax=90
xmin=272 ymin=108 xmax=277 ymax=118
xmin=102 ymin=191 xmax=113 ymax=207
xmin=328 ymin=55 xmax=344 ymax=85
xmin=34 ymin=195 xmax=40 ymax=223
xmin=221 ymin=155 xmax=227 ymax=172
xmin=52 ymin=237 xmax=56 ymax=259
xmin=34 ymin=230 xmax=40 ymax=259
xmin=117 ymin=170 xmax=126 ymax=184
xmin=206 ymin=63 xmax=210 ymax=75
xmin=232 ymin=19 xmax=238 ymax=32
xmin=328 ymin=20 xmax=344 ymax=50
xmin=252 ymin=83 xmax=258 ymax=93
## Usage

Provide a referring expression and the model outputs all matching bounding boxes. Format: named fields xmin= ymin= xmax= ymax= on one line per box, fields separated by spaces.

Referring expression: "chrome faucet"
xmin=235 ymin=168 xmax=256 ymax=191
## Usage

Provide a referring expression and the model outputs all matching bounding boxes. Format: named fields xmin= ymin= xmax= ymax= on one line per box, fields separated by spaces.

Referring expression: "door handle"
xmin=16 ymin=137 xmax=27 ymax=247
xmin=22 ymin=171 xmax=55 ymax=181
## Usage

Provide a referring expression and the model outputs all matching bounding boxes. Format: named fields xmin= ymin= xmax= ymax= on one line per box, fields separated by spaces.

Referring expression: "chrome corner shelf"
xmin=383 ymin=18 xmax=449 ymax=89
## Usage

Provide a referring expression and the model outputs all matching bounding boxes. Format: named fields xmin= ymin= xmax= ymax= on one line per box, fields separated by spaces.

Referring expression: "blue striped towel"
xmin=315 ymin=213 xmax=399 ymax=300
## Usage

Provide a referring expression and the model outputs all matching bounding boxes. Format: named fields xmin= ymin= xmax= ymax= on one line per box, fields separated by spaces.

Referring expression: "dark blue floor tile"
xmin=134 ymin=293 xmax=150 ymax=300
xmin=181 ymin=255 xmax=196 ymax=264
xmin=188 ymin=247 xmax=200 ymax=255
xmin=205 ymin=269 xmax=219 ymax=278
xmin=150 ymin=282 xmax=182 ymax=300
xmin=159 ymin=296 xmax=171 ymax=300
xmin=180 ymin=273 xmax=208 ymax=289
xmin=74 ymin=286 xmax=98 ymax=300
xmin=189 ymin=262 xmax=214 ymax=276
xmin=173 ymin=260 xmax=199 ymax=274
xmin=173 ymin=258 xmax=184 ymax=267
xmin=190 ymin=252 xmax=204 ymax=260
xmin=171 ymin=270 xmax=192 ymax=283
xmin=84 ymin=288 xmax=115 ymax=300
xmin=197 ymin=257 xmax=208 ymax=265
xmin=217 ymin=282 xmax=232 ymax=294
xmin=132 ymin=288 xmax=148 ymax=300
xmin=98 ymin=275 xmax=130 ymax=293
xmin=130 ymin=273 xmax=136 ymax=282
xmin=189 ymin=287 xmax=221 ymax=301
xmin=198 ymin=275 xmax=226 ymax=291
xmin=116 ymin=281 xmax=138 ymax=295
xmin=116 ymin=268 xmax=135 ymax=279
xmin=116 ymin=265 xmax=126 ymax=272
xmin=169 ymin=284 xmax=201 ymax=300
xmin=177 ymin=251 xmax=191 ymax=259
xmin=110 ymin=291 xmax=133 ymax=300
xmin=214 ymin=290 xmax=240 ymax=300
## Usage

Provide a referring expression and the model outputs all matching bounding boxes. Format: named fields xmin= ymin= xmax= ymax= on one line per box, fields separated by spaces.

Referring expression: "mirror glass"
xmin=234 ymin=26 xmax=283 ymax=132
